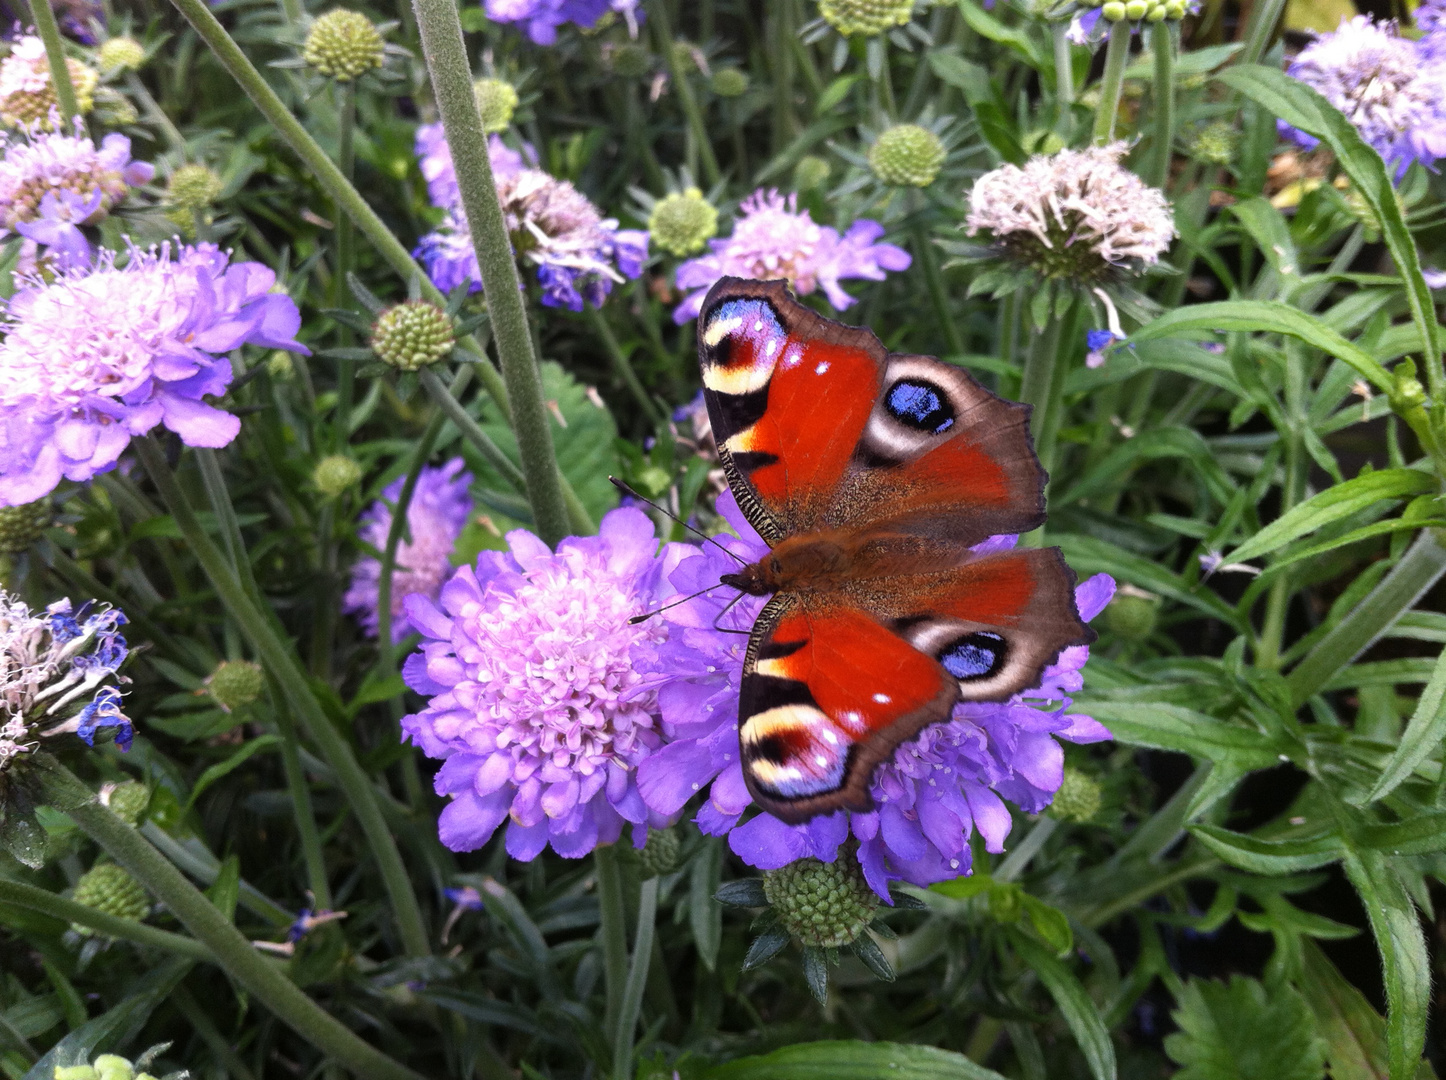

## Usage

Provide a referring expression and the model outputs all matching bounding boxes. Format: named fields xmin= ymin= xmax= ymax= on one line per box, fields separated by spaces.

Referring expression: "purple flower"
xmin=484 ymin=0 xmax=642 ymax=44
xmin=0 ymin=243 xmax=307 ymax=507
xmin=636 ymin=492 xmax=1114 ymax=900
xmin=415 ymin=126 xmax=523 ymax=212
xmin=672 ymin=189 xmax=910 ymax=324
xmin=342 ymin=458 xmax=473 ymax=642
xmin=1281 ymin=16 xmax=1446 ymax=176
xmin=400 ymin=508 xmax=693 ymax=859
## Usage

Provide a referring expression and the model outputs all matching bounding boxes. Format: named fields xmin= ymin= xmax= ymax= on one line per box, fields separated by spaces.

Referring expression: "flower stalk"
xmin=649 ymin=0 xmax=721 ymax=187
xmin=1149 ymin=22 xmax=1175 ymax=188
xmin=1018 ymin=300 xmax=1073 ymax=478
xmin=410 ymin=0 xmax=571 ymax=545
xmin=1092 ymin=21 xmax=1132 ymax=145
xmin=0 ymin=876 xmax=210 ymax=960
xmin=27 ymin=0 xmax=78 ymax=123
xmin=595 ymin=844 xmax=630 ymax=1044
xmin=612 ymin=875 xmax=659 ymax=1080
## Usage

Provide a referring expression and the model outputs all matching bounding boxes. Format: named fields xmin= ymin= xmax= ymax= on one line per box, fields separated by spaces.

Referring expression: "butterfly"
xmin=698 ymin=276 xmax=1094 ymax=825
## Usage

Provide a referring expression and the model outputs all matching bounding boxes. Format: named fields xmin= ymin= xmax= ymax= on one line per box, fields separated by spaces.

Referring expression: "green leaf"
xmin=703 ymin=1041 xmax=1010 ymax=1080
xmin=1362 ymin=644 xmax=1446 ymax=804
xmin=1164 ymin=975 xmax=1326 ymax=1080
xmin=1009 ymin=930 xmax=1116 ymax=1080
xmin=1229 ymin=198 xmax=1300 ymax=280
xmin=184 ymin=734 xmax=283 ymax=811
xmin=814 ymin=75 xmax=859 ymax=115
xmin=741 ymin=928 xmax=788 ymax=971
xmin=690 ymin=839 xmax=724 ymax=971
xmin=1218 ymin=65 xmax=1440 ymax=382
xmin=1128 ymin=300 xmax=1393 ymax=392
xmin=801 ymin=945 xmax=829 ymax=1004
xmin=1051 ymin=534 xmax=1248 ymax=631
xmin=1342 ymin=850 xmax=1431 ymax=1080
xmin=1225 ymin=469 xmax=1436 ymax=565
xmin=1079 ymin=701 xmax=1280 ymax=763
xmin=1355 ymin=812 xmax=1446 ymax=856
xmin=1190 ymin=824 xmax=1345 ymax=873
xmin=927 ymin=51 xmax=992 ymax=105
xmin=954 ymin=0 xmax=1041 ymax=67
xmin=1058 ymin=427 xmax=1235 ymax=508
xmin=1020 ymin=895 xmax=1073 ymax=955
xmin=206 ymin=855 xmax=241 ymax=923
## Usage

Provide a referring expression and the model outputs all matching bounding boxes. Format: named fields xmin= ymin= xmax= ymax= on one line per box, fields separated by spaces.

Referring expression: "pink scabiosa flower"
xmin=671 ymin=189 xmax=911 ymax=324
xmin=342 ymin=458 xmax=473 ymax=642
xmin=635 ymin=491 xmax=1114 ymax=900
xmin=400 ymin=508 xmax=692 ymax=859
xmin=0 ymin=125 xmax=154 ymax=266
xmin=0 ymin=36 xmax=98 ymax=131
xmin=0 ymin=243 xmax=307 ymax=507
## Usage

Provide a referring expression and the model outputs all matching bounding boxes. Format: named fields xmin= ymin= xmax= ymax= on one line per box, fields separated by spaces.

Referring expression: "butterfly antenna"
xmin=608 ymin=477 xmax=748 ymax=566
xmin=629 ymin=583 xmax=729 ymax=625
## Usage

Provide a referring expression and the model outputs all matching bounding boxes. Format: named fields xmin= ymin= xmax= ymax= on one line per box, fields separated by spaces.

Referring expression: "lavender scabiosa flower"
xmin=0 ymin=36 xmax=98 ymax=130
xmin=400 ymin=508 xmax=692 ymax=859
xmin=636 ymin=492 xmax=1114 ymax=900
xmin=342 ymin=458 xmax=474 ymax=642
xmin=672 ymin=189 xmax=911 ymax=324
xmin=0 ymin=126 xmax=153 ymax=266
xmin=0 ymin=593 xmax=131 ymax=774
xmin=484 ymin=0 xmax=643 ymax=44
xmin=415 ymin=125 xmax=522 ymax=212
xmin=415 ymin=154 xmax=648 ymax=311
xmin=0 ymin=243 xmax=308 ymax=507
xmin=1282 ymin=16 xmax=1446 ymax=175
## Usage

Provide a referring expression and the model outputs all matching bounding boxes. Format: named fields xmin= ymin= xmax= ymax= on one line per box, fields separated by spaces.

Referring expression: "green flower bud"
xmin=72 ymin=864 xmax=149 ymax=933
xmin=868 ymin=123 xmax=946 ymax=187
xmin=1102 ymin=1 xmax=1127 ymax=19
xmin=610 ymin=43 xmax=651 ymax=78
xmin=763 ymin=855 xmax=880 ymax=948
xmin=312 ymin=454 xmax=364 ymax=498
xmin=1146 ymin=4 xmax=1168 ymax=19
xmin=473 ymin=77 xmax=519 ymax=134
xmin=710 ymin=67 xmax=749 ymax=97
xmin=1050 ymin=766 xmax=1103 ymax=823
xmin=267 ymin=350 xmax=296 ymax=380
xmin=817 ymin=0 xmax=916 ymax=37
xmin=303 ymin=9 xmax=385 ymax=82
xmin=1187 ymin=121 xmax=1237 ymax=165
xmin=103 ymin=780 xmax=151 ymax=826
xmin=1102 ymin=588 xmax=1159 ymax=641
xmin=636 ymin=827 xmax=681 ymax=878
xmin=206 ymin=659 xmax=265 ymax=713
xmin=793 ymin=154 xmax=832 ymax=191
xmin=371 ymin=301 xmax=456 ymax=371
xmin=0 ymin=499 xmax=50 ymax=553
xmin=97 ymin=37 xmax=145 ymax=74
xmin=168 ymin=164 xmax=223 ymax=211
xmin=648 ymin=187 xmax=719 ymax=257
xmin=92 ymin=1057 xmax=133 ymax=1080
xmin=1124 ymin=0 xmax=1149 ymax=18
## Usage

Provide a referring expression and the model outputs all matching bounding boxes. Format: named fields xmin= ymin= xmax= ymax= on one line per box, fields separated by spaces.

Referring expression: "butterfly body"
xmin=698 ymin=277 xmax=1093 ymax=825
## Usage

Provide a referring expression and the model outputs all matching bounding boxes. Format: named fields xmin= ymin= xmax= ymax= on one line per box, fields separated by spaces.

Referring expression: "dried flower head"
xmin=0 ymin=37 xmax=97 ymax=130
xmin=966 ymin=143 xmax=1176 ymax=283
xmin=303 ymin=9 xmax=385 ymax=81
xmin=0 ymin=243 xmax=308 ymax=506
xmin=648 ymin=187 xmax=718 ymax=256
xmin=818 ymin=0 xmax=915 ymax=37
xmin=672 ymin=189 xmax=910 ymax=323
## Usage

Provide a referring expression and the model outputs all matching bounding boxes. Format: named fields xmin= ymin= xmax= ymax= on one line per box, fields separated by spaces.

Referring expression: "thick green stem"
xmin=411 ymin=0 xmax=571 ymax=545
xmin=586 ymin=307 xmax=665 ymax=428
xmin=30 ymin=755 xmax=426 ymax=1080
xmin=1148 ymin=22 xmax=1175 ymax=188
xmin=1053 ymin=21 xmax=1075 ymax=137
xmin=0 ymin=876 xmax=211 ymax=959
xmin=1018 ymin=305 xmax=1070 ymax=477
xmin=612 ymin=876 xmax=658 ymax=1080
xmin=134 ymin=437 xmax=431 ymax=958
xmin=915 ymin=226 xmax=965 ymax=358
xmin=595 ymin=845 xmax=630 ymax=1044
xmin=1287 ymin=531 xmax=1446 ymax=706
xmin=649 ymin=0 xmax=722 ymax=187
xmin=28 ymin=0 xmax=78 ymax=124
xmin=1092 ymin=21 xmax=1132 ymax=145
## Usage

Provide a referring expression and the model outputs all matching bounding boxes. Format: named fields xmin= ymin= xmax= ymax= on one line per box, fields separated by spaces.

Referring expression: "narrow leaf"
xmin=184 ymin=734 xmax=282 ymax=811
xmin=703 ymin=1040 xmax=1010 ymax=1080
xmin=1190 ymin=824 xmax=1345 ymax=874
xmin=1363 ymin=644 xmax=1446 ymax=804
xmin=1010 ymin=930 xmax=1117 ymax=1080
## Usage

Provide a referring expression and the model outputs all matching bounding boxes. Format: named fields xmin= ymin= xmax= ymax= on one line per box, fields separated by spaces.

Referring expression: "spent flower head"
xmin=303 ymin=9 xmax=385 ymax=81
xmin=0 ymin=243 xmax=307 ymax=506
xmin=0 ymin=37 xmax=97 ymax=130
xmin=400 ymin=508 xmax=691 ymax=859
xmin=672 ymin=189 xmax=910 ymax=323
xmin=343 ymin=458 xmax=473 ymax=642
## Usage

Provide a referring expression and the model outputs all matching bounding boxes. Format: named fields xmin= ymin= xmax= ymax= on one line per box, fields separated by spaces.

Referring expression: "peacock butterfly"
xmin=697 ymin=276 xmax=1093 ymax=825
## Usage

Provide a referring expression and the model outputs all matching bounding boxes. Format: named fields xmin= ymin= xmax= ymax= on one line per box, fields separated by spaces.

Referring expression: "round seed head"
xmin=474 ymin=77 xmax=519 ymax=134
xmin=636 ymin=827 xmax=682 ymax=878
xmin=1102 ymin=589 xmax=1159 ymax=641
xmin=303 ymin=9 xmax=385 ymax=82
xmin=763 ymin=855 xmax=880 ymax=948
xmin=0 ymin=500 xmax=50 ymax=553
xmin=1188 ymin=121 xmax=1238 ymax=165
xmin=72 ymin=863 xmax=149 ymax=932
xmin=1050 ymin=766 xmax=1103 ymax=823
xmin=793 ymin=154 xmax=832 ymax=191
xmin=103 ymin=780 xmax=151 ymax=826
xmin=312 ymin=454 xmax=364 ymax=498
xmin=98 ymin=37 xmax=145 ymax=74
xmin=648 ymin=187 xmax=719 ymax=256
xmin=817 ymin=0 xmax=916 ymax=37
xmin=206 ymin=659 xmax=265 ymax=713
xmin=371 ymin=301 xmax=456 ymax=371
xmin=710 ymin=67 xmax=749 ymax=97
xmin=168 ymin=164 xmax=223 ymax=211
xmin=868 ymin=123 xmax=946 ymax=187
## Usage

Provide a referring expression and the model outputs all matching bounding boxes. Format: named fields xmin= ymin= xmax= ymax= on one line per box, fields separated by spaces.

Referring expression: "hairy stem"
xmin=28 ymin=0 xmax=78 ymax=123
xmin=1148 ymin=21 xmax=1175 ymax=188
xmin=1092 ymin=21 xmax=1132 ymax=145
xmin=0 ymin=876 xmax=211 ymax=960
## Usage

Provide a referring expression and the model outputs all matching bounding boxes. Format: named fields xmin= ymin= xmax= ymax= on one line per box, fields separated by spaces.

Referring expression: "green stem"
xmin=586 ymin=307 xmax=665 ymax=428
xmin=0 ymin=876 xmax=211 ymax=960
xmin=195 ymin=448 xmax=262 ymax=607
xmin=133 ymin=437 xmax=432 ymax=958
xmin=769 ymin=0 xmax=797 ymax=154
xmin=1240 ymin=0 xmax=1288 ymax=65
xmin=595 ymin=845 xmax=630 ymax=1044
xmin=993 ymin=817 xmax=1058 ymax=882
xmin=31 ymin=755 xmax=427 ymax=1080
xmin=1053 ymin=22 xmax=1075 ymax=137
xmin=1017 ymin=304 xmax=1070 ymax=477
xmin=126 ymin=72 xmax=185 ymax=151
xmin=375 ymin=409 xmax=448 ymax=665
xmin=612 ymin=876 xmax=658 ymax=1080
xmin=649 ymin=0 xmax=722 ymax=187
xmin=1092 ymin=21 xmax=1132 ymax=145
xmin=334 ymin=80 xmax=358 ymax=447
xmin=914 ymin=226 xmax=964 ymax=358
xmin=1148 ymin=21 xmax=1175 ymax=188
xmin=271 ymin=687 xmax=333 ymax=910
xmin=411 ymin=0 xmax=571 ymax=545
xmin=1287 ymin=531 xmax=1446 ymax=706
xmin=28 ymin=0 xmax=78 ymax=124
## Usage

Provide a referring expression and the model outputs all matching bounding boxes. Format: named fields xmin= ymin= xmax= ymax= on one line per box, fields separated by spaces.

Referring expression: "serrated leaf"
xmin=741 ymin=927 xmax=789 ymax=971
xmin=701 ymin=1040 xmax=1010 ymax=1080
xmin=1009 ymin=930 xmax=1116 ymax=1080
xmin=1164 ymin=975 xmax=1326 ymax=1080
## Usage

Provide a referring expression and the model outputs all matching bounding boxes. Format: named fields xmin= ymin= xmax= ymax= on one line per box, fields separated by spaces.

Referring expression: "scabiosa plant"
xmin=399 ymin=508 xmax=692 ymax=859
xmin=0 ymin=243 xmax=308 ymax=507
xmin=302 ymin=9 xmax=386 ymax=82
xmin=0 ymin=36 xmax=98 ymax=130
xmin=816 ymin=0 xmax=917 ymax=37
xmin=0 ymin=126 xmax=154 ymax=265
xmin=1281 ymin=16 xmax=1446 ymax=177
xmin=342 ymin=458 xmax=473 ymax=642
xmin=671 ymin=189 xmax=911 ymax=323
xmin=484 ymin=0 xmax=643 ymax=45
xmin=635 ymin=492 xmax=1115 ymax=900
